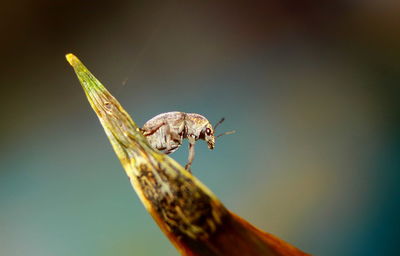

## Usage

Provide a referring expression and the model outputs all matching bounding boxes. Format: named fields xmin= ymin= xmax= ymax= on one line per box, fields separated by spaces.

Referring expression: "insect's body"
xmin=141 ymin=111 xmax=217 ymax=171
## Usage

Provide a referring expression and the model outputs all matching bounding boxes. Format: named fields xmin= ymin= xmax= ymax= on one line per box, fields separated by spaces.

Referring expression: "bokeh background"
xmin=1 ymin=1 xmax=399 ymax=255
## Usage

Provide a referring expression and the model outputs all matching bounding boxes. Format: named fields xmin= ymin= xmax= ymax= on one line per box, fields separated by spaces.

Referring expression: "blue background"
xmin=1 ymin=1 xmax=399 ymax=255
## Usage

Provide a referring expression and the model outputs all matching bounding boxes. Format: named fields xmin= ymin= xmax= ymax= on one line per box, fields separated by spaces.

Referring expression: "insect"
xmin=141 ymin=111 xmax=234 ymax=172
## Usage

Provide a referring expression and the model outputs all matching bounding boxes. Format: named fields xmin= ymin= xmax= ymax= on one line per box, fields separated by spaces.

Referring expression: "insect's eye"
xmin=206 ymin=128 xmax=212 ymax=136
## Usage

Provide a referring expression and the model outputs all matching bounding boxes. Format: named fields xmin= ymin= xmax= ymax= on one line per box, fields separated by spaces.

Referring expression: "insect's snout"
xmin=207 ymin=139 xmax=215 ymax=150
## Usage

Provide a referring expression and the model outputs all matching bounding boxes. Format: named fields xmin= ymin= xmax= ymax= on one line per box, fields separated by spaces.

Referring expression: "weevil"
xmin=141 ymin=111 xmax=234 ymax=172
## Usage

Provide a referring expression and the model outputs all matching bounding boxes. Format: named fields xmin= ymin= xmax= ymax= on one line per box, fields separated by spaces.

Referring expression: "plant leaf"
xmin=66 ymin=53 xmax=310 ymax=256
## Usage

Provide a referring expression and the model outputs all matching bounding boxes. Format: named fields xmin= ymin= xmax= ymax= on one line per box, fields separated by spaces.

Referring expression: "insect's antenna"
xmin=214 ymin=117 xmax=235 ymax=138
xmin=216 ymin=130 xmax=236 ymax=138
xmin=214 ymin=117 xmax=225 ymax=131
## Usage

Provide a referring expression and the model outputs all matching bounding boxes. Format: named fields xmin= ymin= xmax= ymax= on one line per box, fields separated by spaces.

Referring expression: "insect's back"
xmin=142 ymin=112 xmax=185 ymax=130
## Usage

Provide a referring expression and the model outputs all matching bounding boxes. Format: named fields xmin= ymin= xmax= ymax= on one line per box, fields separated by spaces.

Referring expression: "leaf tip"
xmin=65 ymin=53 xmax=78 ymax=67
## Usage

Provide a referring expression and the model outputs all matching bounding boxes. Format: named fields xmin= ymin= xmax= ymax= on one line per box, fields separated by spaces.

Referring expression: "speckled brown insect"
xmin=141 ymin=111 xmax=234 ymax=172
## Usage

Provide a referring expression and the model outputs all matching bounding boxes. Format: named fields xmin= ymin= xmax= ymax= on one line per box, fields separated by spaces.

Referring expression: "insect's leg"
xmin=185 ymin=138 xmax=195 ymax=172
xmin=163 ymin=124 xmax=176 ymax=152
xmin=169 ymin=129 xmax=182 ymax=142
xmin=142 ymin=122 xmax=165 ymax=136
xmin=178 ymin=121 xmax=185 ymax=137
xmin=164 ymin=125 xmax=173 ymax=152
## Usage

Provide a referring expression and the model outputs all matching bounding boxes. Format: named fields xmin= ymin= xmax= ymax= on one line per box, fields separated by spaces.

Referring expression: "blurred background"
xmin=1 ymin=1 xmax=399 ymax=255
